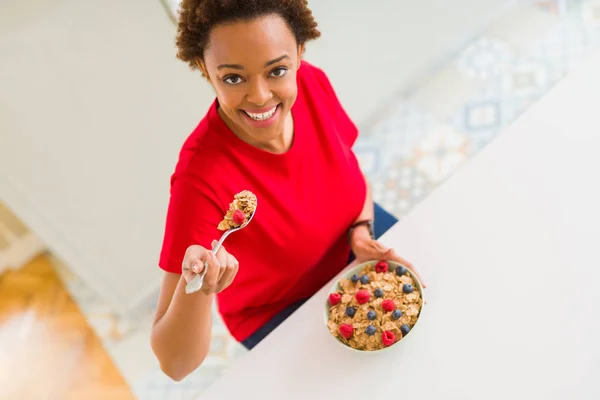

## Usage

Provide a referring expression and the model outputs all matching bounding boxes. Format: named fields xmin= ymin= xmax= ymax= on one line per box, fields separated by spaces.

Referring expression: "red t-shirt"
xmin=158 ymin=61 xmax=366 ymax=341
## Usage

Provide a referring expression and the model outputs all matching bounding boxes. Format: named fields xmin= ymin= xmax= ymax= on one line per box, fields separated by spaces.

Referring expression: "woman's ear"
xmin=195 ymin=59 xmax=211 ymax=81
xmin=296 ymin=45 xmax=305 ymax=69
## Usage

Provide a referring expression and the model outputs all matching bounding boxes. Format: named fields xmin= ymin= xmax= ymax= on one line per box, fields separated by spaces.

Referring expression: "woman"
xmin=150 ymin=0 xmax=424 ymax=381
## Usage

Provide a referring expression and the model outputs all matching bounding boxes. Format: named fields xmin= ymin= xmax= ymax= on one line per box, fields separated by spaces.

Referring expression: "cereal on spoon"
xmin=218 ymin=190 xmax=257 ymax=231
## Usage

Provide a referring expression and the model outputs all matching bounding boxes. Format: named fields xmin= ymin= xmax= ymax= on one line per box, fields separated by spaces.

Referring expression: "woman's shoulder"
xmin=297 ymin=60 xmax=358 ymax=146
xmin=171 ymin=106 xmax=231 ymax=186
xmin=297 ymin=60 xmax=340 ymax=107
xmin=298 ymin=60 xmax=331 ymax=88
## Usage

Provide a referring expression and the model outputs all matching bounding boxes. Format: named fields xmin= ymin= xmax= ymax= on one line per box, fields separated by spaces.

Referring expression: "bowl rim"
xmin=324 ymin=259 xmax=425 ymax=352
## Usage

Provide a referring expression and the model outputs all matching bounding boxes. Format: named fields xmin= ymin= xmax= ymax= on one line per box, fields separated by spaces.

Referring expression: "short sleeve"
xmin=158 ymin=173 xmax=224 ymax=274
xmin=310 ymin=65 xmax=359 ymax=147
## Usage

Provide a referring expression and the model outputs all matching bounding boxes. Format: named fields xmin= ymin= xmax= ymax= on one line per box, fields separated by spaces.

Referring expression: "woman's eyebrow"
xmin=217 ymin=54 xmax=290 ymax=71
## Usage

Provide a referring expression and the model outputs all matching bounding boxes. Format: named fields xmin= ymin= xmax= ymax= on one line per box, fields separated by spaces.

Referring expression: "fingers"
xmin=182 ymin=245 xmax=209 ymax=273
xmin=212 ymin=240 xmax=228 ymax=282
xmin=373 ymin=241 xmax=390 ymax=255
xmin=204 ymin=241 xmax=239 ymax=293
xmin=201 ymin=251 xmax=221 ymax=292
xmin=384 ymin=248 xmax=412 ymax=269
xmin=387 ymin=249 xmax=426 ymax=288
xmin=216 ymin=253 xmax=239 ymax=292
xmin=362 ymin=240 xmax=426 ymax=289
xmin=368 ymin=241 xmax=393 ymax=261
xmin=182 ymin=244 xmax=240 ymax=293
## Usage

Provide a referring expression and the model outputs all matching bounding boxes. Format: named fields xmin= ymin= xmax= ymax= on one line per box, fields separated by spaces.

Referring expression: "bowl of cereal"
xmin=325 ymin=259 xmax=425 ymax=352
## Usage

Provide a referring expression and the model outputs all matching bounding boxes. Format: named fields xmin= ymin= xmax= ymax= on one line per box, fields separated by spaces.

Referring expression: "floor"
xmin=2 ymin=0 xmax=600 ymax=399
xmin=0 ymin=254 xmax=134 ymax=400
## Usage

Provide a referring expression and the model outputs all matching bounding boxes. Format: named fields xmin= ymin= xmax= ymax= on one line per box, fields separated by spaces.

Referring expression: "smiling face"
xmin=199 ymin=14 xmax=304 ymax=153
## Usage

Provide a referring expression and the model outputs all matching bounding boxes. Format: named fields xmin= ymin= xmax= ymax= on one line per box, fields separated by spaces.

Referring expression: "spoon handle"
xmin=184 ymin=229 xmax=232 ymax=294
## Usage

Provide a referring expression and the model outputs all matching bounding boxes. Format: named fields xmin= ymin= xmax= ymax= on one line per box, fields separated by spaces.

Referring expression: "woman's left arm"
xmin=349 ymin=173 xmax=426 ymax=287
xmin=351 ymin=173 xmax=375 ymax=226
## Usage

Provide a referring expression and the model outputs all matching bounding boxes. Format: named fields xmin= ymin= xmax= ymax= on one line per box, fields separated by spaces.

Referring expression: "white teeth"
xmin=245 ymin=106 xmax=277 ymax=121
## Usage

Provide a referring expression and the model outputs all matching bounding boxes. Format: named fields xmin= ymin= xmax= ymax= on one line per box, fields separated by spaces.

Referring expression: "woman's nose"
xmin=246 ymin=78 xmax=273 ymax=106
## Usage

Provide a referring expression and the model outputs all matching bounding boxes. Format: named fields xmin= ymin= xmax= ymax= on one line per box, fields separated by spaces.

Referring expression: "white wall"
xmin=305 ymin=0 xmax=514 ymax=127
xmin=0 ymin=0 xmax=510 ymax=315
xmin=0 ymin=0 xmax=206 ymax=314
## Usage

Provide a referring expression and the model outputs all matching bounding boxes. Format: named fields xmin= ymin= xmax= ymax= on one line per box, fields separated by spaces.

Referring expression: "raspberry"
xmin=232 ymin=209 xmax=246 ymax=225
xmin=375 ymin=260 xmax=388 ymax=273
xmin=355 ymin=289 xmax=370 ymax=304
xmin=382 ymin=299 xmax=395 ymax=312
xmin=339 ymin=324 xmax=354 ymax=339
xmin=382 ymin=331 xmax=396 ymax=346
xmin=328 ymin=292 xmax=341 ymax=306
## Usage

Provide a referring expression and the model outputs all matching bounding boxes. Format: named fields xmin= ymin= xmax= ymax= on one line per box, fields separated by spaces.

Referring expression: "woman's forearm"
xmin=353 ymin=173 xmax=375 ymax=224
xmin=348 ymin=173 xmax=376 ymax=246
xmin=151 ymin=275 xmax=214 ymax=381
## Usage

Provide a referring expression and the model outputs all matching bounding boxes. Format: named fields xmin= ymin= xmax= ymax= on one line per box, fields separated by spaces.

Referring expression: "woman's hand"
xmin=350 ymin=227 xmax=426 ymax=288
xmin=181 ymin=240 xmax=240 ymax=295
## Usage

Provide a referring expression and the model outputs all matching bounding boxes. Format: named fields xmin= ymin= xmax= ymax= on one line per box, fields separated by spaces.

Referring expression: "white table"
xmin=200 ymin=53 xmax=600 ymax=400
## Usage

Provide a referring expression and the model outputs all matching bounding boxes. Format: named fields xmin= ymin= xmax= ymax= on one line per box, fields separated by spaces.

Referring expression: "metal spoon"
xmin=185 ymin=202 xmax=257 ymax=294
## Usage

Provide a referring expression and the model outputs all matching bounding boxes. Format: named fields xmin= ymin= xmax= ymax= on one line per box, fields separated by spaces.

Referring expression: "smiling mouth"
xmin=241 ymin=104 xmax=280 ymax=121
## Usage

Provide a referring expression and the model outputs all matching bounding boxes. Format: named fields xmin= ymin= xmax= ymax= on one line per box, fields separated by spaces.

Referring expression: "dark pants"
xmin=240 ymin=203 xmax=398 ymax=350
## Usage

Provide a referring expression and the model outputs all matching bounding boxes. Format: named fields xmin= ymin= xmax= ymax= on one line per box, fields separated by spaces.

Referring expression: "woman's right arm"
xmin=150 ymin=243 xmax=239 ymax=381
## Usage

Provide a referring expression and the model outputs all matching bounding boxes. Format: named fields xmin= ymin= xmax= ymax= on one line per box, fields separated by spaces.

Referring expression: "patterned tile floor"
xmin=51 ymin=1 xmax=600 ymax=398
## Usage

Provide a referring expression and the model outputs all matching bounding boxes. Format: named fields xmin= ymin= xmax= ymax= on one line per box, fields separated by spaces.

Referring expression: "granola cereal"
xmin=217 ymin=190 xmax=257 ymax=231
xmin=326 ymin=261 xmax=423 ymax=351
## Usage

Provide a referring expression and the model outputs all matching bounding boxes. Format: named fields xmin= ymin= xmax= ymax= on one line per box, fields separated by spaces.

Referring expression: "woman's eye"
xmin=223 ymin=75 xmax=243 ymax=85
xmin=270 ymin=67 xmax=288 ymax=78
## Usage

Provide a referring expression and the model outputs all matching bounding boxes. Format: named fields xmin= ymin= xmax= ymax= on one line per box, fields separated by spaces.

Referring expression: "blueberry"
xmin=392 ymin=309 xmax=403 ymax=320
xmin=360 ymin=275 xmax=370 ymax=284
xmin=374 ymin=288 xmax=384 ymax=298
xmin=395 ymin=266 xmax=407 ymax=276
xmin=351 ymin=274 xmax=360 ymax=283
xmin=403 ymin=284 xmax=414 ymax=294
xmin=400 ymin=324 xmax=411 ymax=335
xmin=365 ymin=325 xmax=377 ymax=336
xmin=367 ymin=310 xmax=377 ymax=320
xmin=345 ymin=306 xmax=356 ymax=318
